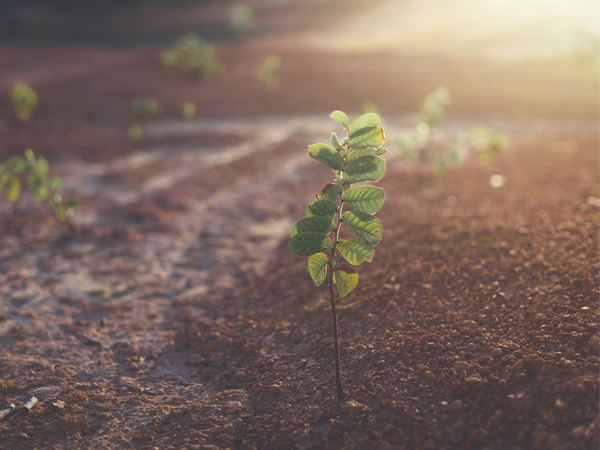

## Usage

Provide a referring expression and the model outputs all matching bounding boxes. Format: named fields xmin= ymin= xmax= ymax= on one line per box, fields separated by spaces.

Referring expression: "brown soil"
xmin=0 ymin=3 xmax=598 ymax=449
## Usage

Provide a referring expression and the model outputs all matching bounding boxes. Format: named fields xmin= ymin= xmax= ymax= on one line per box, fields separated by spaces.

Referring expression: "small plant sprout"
xmin=161 ymin=33 xmax=225 ymax=80
xmin=255 ymin=55 xmax=282 ymax=89
xmin=128 ymin=123 xmax=142 ymax=141
xmin=0 ymin=149 xmax=78 ymax=223
xmin=231 ymin=5 xmax=255 ymax=36
xmin=182 ymin=101 xmax=197 ymax=120
xmin=396 ymin=87 xmax=508 ymax=176
xmin=289 ymin=111 xmax=387 ymax=401
xmin=131 ymin=98 xmax=160 ymax=118
xmin=9 ymin=82 xmax=38 ymax=122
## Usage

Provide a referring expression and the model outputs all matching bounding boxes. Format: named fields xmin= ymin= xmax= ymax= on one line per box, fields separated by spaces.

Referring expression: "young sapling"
xmin=0 ymin=149 xmax=78 ymax=225
xmin=289 ymin=111 xmax=387 ymax=401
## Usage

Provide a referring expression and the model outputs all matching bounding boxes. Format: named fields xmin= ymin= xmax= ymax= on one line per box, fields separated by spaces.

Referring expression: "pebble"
xmin=535 ymin=313 xmax=547 ymax=323
xmin=492 ymin=348 xmax=504 ymax=358
xmin=565 ymin=348 xmax=576 ymax=359
xmin=341 ymin=400 xmax=366 ymax=413
xmin=186 ymin=354 xmax=205 ymax=366
xmin=391 ymin=401 xmax=406 ymax=412
xmin=450 ymin=400 xmax=462 ymax=412
xmin=453 ymin=361 xmax=468 ymax=371
xmin=255 ymin=384 xmax=280 ymax=397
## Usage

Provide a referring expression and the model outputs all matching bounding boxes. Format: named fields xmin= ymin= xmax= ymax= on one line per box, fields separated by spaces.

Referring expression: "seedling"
xmin=0 ymin=149 xmax=77 ymax=223
xmin=161 ymin=33 xmax=225 ymax=80
xmin=128 ymin=123 xmax=142 ymax=141
xmin=289 ymin=111 xmax=387 ymax=401
xmin=182 ymin=101 xmax=197 ymax=119
xmin=131 ymin=98 xmax=160 ymax=118
xmin=255 ymin=55 xmax=282 ymax=89
xmin=396 ymin=87 xmax=508 ymax=175
xmin=231 ymin=5 xmax=255 ymax=36
xmin=9 ymin=82 xmax=38 ymax=122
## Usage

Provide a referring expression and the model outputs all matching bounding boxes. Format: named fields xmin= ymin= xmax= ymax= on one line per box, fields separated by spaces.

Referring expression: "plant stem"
xmin=327 ymin=140 xmax=349 ymax=403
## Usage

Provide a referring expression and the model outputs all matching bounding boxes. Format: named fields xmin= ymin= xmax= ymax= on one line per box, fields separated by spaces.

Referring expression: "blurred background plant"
xmin=231 ymin=5 xmax=255 ymax=37
xmin=182 ymin=101 xmax=197 ymax=119
xmin=396 ymin=87 xmax=508 ymax=176
xmin=131 ymin=98 xmax=160 ymax=117
xmin=0 ymin=149 xmax=77 ymax=222
xmin=570 ymin=30 xmax=599 ymax=84
xmin=161 ymin=33 xmax=225 ymax=79
xmin=255 ymin=55 xmax=282 ymax=89
xmin=128 ymin=123 xmax=142 ymax=141
xmin=9 ymin=82 xmax=38 ymax=122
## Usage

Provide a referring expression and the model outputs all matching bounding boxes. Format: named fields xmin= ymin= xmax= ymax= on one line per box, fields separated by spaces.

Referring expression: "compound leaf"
xmin=344 ymin=155 xmax=386 ymax=184
xmin=329 ymin=110 xmax=349 ymax=129
xmin=308 ymin=253 xmax=329 ymax=286
xmin=348 ymin=126 xmax=385 ymax=149
xmin=342 ymin=186 xmax=385 ymax=214
xmin=341 ymin=210 xmax=383 ymax=245
xmin=289 ymin=232 xmax=333 ymax=256
xmin=306 ymin=198 xmax=338 ymax=218
xmin=337 ymin=238 xmax=374 ymax=265
xmin=292 ymin=216 xmax=336 ymax=236
xmin=308 ymin=144 xmax=345 ymax=171
xmin=350 ymin=113 xmax=380 ymax=134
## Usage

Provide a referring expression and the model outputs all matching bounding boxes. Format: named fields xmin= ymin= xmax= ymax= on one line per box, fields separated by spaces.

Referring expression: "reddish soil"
xmin=0 ymin=3 xmax=598 ymax=449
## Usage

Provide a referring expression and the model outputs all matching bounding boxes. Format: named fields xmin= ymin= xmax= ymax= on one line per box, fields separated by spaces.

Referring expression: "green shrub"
xmin=0 ymin=149 xmax=77 ymax=222
xmin=161 ymin=33 xmax=225 ymax=79
xmin=9 ymin=82 xmax=38 ymax=122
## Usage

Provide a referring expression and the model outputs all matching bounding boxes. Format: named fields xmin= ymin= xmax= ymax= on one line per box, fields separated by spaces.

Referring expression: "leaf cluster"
xmin=255 ymin=55 xmax=282 ymax=90
xmin=231 ymin=5 xmax=255 ymax=36
xmin=396 ymin=87 xmax=509 ymax=175
xmin=289 ymin=111 xmax=387 ymax=299
xmin=0 ymin=149 xmax=78 ymax=222
xmin=161 ymin=33 xmax=225 ymax=79
xmin=9 ymin=82 xmax=38 ymax=122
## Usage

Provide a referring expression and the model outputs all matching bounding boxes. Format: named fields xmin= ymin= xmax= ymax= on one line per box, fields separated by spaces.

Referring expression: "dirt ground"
xmin=0 ymin=1 xmax=599 ymax=449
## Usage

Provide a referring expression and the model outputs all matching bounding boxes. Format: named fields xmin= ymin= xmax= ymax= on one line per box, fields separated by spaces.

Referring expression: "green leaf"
xmin=350 ymin=113 xmax=380 ymax=134
xmin=343 ymin=155 xmax=386 ymax=184
xmin=337 ymin=238 xmax=374 ymax=265
xmin=47 ymin=176 xmax=64 ymax=192
xmin=292 ymin=216 xmax=336 ymax=236
xmin=306 ymin=198 xmax=338 ymax=218
xmin=316 ymin=183 xmax=341 ymax=201
xmin=34 ymin=184 xmax=48 ymax=201
xmin=335 ymin=266 xmax=359 ymax=298
xmin=342 ymin=186 xmax=385 ymax=214
xmin=329 ymin=110 xmax=349 ymax=129
xmin=330 ymin=132 xmax=342 ymax=149
xmin=308 ymin=253 xmax=329 ymax=286
xmin=341 ymin=210 xmax=383 ymax=245
xmin=346 ymin=147 xmax=388 ymax=164
xmin=64 ymin=197 xmax=78 ymax=208
xmin=308 ymin=144 xmax=345 ymax=171
xmin=3 ymin=156 xmax=29 ymax=173
xmin=37 ymin=157 xmax=49 ymax=176
xmin=6 ymin=176 xmax=20 ymax=203
xmin=349 ymin=126 xmax=385 ymax=149
xmin=289 ymin=232 xmax=333 ymax=256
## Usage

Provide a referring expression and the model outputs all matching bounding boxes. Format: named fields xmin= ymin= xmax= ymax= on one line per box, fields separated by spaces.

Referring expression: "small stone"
xmin=492 ymin=348 xmax=504 ymax=358
xmin=535 ymin=314 xmax=547 ymax=323
xmin=464 ymin=374 xmax=485 ymax=391
xmin=491 ymin=409 xmax=503 ymax=420
xmin=507 ymin=392 xmax=534 ymax=409
xmin=391 ymin=401 xmax=406 ymax=412
xmin=565 ymin=348 xmax=576 ymax=359
xmin=51 ymin=400 xmax=65 ymax=412
xmin=425 ymin=371 xmax=436 ymax=382
xmin=255 ymin=384 xmax=280 ymax=397
xmin=450 ymin=400 xmax=462 ymax=412
xmin=341 ymin=400 xmax=366 ymax=413
xmin=453 ymin=361 xmax=468 ymax=371
xmin=186 ymin=354 xmax=205 ymax=366
xmin=571 ymin=426 xmax=585 ymax=438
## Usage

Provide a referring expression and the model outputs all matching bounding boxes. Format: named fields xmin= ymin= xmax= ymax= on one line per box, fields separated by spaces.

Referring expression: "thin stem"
xmin=327 ymin=139 xmax=350 ymax=402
